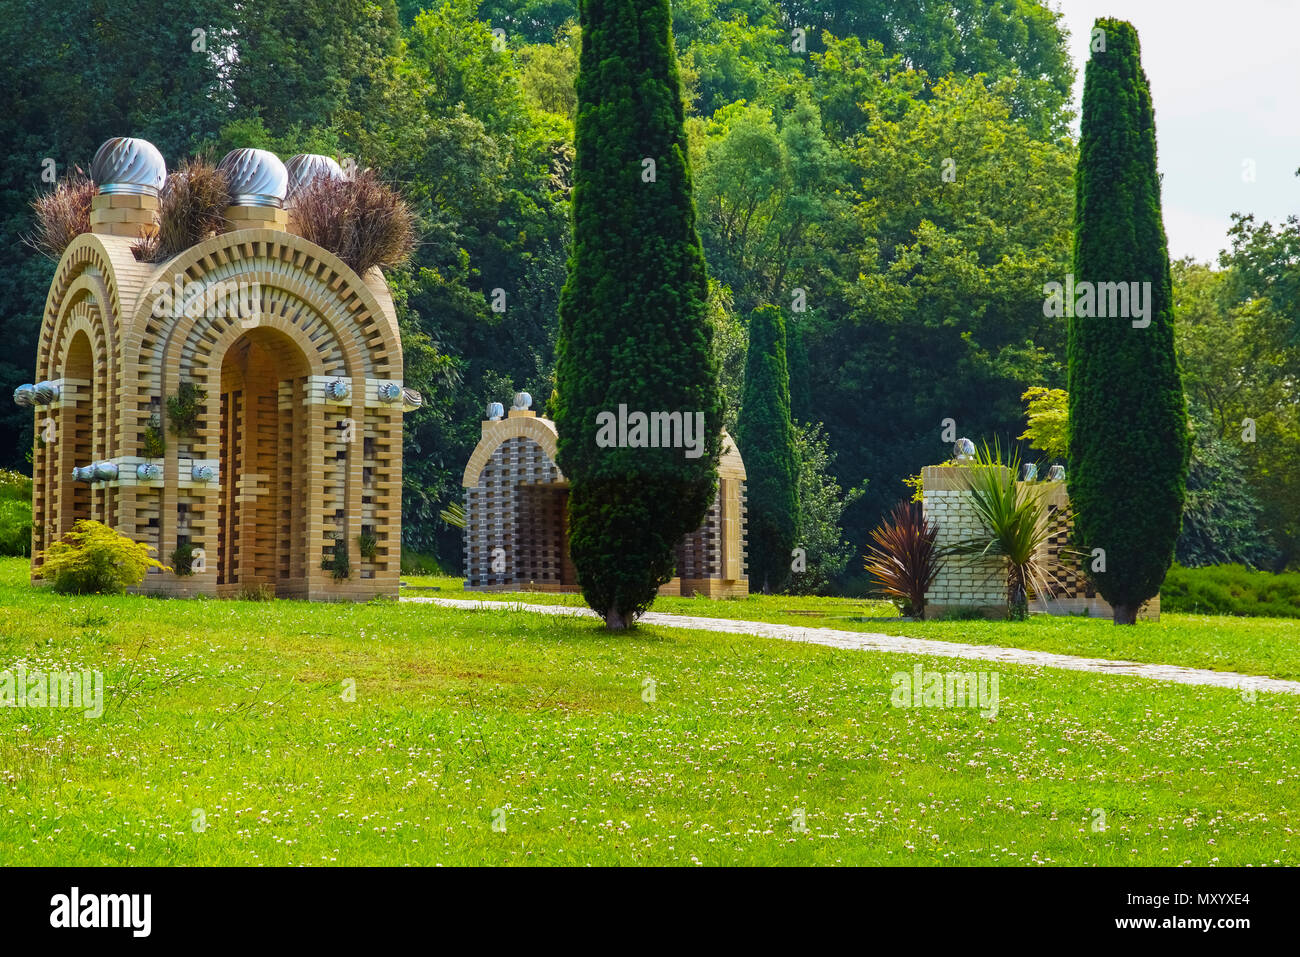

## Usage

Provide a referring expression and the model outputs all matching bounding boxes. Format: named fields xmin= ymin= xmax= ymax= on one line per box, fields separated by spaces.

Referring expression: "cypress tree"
xmin=785 ymin=313 xmax=812 ymax=424
xmin=553 ymin=0 xmax=722 ymax=628
xmin=736 ymin=304 xmax=800 ymax=593
xmin=1068 ymin=19 xmax=1190 ymax=624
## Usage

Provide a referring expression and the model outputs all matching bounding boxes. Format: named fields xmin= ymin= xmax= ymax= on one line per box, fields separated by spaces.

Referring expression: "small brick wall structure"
xmin=921 ymin=465 xmax=1159 ymax=620
xmin=462 ymin=410 xmax=748 ymax=597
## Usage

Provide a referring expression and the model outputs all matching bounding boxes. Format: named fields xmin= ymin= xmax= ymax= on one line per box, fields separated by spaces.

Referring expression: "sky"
xmin=1052 ymin=0 xmax=1300 ymax=263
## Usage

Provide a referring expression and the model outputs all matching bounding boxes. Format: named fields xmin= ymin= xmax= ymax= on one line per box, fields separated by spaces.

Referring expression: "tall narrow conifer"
xmin=1068 ymin=19 xmax=1189 ymax=624
xmin=553 ymin=0 xmax=722 ymax=628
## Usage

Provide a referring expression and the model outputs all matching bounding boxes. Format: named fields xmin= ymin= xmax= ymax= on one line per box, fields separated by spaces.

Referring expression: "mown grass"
xmin=409 ymin=575 xmax=1300 ymax=681
xmin=1 ymin=557 xmax=1297 ymax=866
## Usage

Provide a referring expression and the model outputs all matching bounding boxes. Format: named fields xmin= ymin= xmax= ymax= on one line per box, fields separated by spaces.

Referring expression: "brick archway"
xmin=215 ymin=326 xmax=313 ymax=596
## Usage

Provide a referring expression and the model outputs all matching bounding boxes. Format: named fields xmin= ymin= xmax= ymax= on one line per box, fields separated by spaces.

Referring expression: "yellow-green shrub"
xmin=37 ymin=520 xmax=167 ymax=594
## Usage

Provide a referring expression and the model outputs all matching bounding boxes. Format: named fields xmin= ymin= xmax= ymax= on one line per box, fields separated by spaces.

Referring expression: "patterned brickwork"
xmin=462 ymin=413 xmax=748 ymax=598
xmin=921 ymin=465 xmax=1159 ymax=620
xmin=29 ymin=223 xmax=412 ymax=601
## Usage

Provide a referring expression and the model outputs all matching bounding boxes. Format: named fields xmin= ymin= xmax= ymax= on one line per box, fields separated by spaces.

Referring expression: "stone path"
xmin=402 ymin=596 xmax=1300 ymax=696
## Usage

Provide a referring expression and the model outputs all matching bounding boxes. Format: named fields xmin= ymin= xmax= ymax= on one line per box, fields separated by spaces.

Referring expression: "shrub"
xmin=0 ymin=469 xmax=34 ymax=557
xmin=0 ymin=499 xmax=33 ymax=557
xmin=863 ymin=500 xmax=942 ymax=618
xmin=0 ymin=469 xmax=33 ymax=503
xmin=358 ymin=531 xmax=378 ymax=561
xmin=26 ymin=168 xmax=95 ymax=261
xmin=1177 ymin=413 xmax=1277 ymax=569
xmin=400 ymin=550 xmax=446 ymax=575
xmin=789 ymin=421 xmax=862 ymax=595
xmin=133 ymin=155 xmax=231 ymax=262
xmin=143 ymin=423 xmax=166 ymax=459
xmin=38 ymin=520 xmax=167 ymax=594
xmin=169 ymin=542 xmax=196 ymax=576
xmin=289 ymin=168 xmax=415 ymax=276
xmin=166 ymin=381 xmax=207 ymax=435
xmin=1162 ymin=563 xmax=1300 ymax=618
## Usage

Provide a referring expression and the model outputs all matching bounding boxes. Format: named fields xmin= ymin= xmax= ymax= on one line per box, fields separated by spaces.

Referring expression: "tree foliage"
xmin=1018 ymin=387 xmax=1068 ymax=463
xmin=1178 ymin=409 xmax=1277 ymax=569
xmin=790 ymin=421 xmax=862 ymax=594
xmin=1173 ymin=258 xmax=1300 ymax=570
xmin=1067 ymin=19 xmax=1189 ymax=623
xmin=553 ymin=0 xmax=721 ymax=627
xmin=736 ymin=304 xmax=798 ymax=592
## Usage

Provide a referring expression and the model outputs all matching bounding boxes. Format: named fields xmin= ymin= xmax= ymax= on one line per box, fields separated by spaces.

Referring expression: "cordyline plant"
xmin=863 ymin=500 xmax=941 ymax=618
xmin=289 ymin=168 xmax=416 ymax=276
xmin=949 ymin=440 xmax=1058 ymax=621
xmin=25 ymin=167 xmax=95 ymax=261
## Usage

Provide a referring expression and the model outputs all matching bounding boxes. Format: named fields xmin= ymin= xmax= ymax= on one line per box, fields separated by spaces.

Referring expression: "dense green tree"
xmin=736 ymin=305 xmax=799 ymax=592
xmin=474 ymin=0 xmax=577 ymax=41
xmin=1179 ymin=407 xmax=1277 ymax=569
xmin=0 ymin=0 xmax=238 ymax=470
xmin=815 ymin=72 xmax=1074 ymax=552
xmin=518 ymin=21 xmax=581 ymax=120
xmin=695 ymin=95 xmax=847 ymax=316
xmin=553 ymin=0 xmax=722 ymax=628
xmin=224 ymin=0 xmax=401 ymax=139
xmin=1068 ymin=19 xmax=1189 ymax=624
xmin=1223 ymin=209 xmax=1300 ymax=348
xmin=789 ymin=421 xmax=862 ymax=594
xmin=773 ymin=0 xmax=1074 ymax=136
xmin=1174 ymin=259 xmax=1300 ymax=570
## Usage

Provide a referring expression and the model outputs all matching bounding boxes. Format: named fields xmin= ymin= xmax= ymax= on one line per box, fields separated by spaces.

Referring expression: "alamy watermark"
xmin=149 ymin=273 xmax=263 ymax=325
xmin=49 ymin=887 xmax=150 ymax=937
xmin=595 ymin=405 xmax=706 ymax=459
xmin=1 ymin=666 xmax=104 ymax=718
xmin=1043 ymin=273 xmax=1152 ymax=328
xmin=891 ymin=664 xmax=999 ymax=719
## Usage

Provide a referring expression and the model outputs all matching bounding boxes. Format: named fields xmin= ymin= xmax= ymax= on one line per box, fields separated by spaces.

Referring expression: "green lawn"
xmin=408 ymin=574 xmax=1300 ymax=681
xmin=2 ymin=556 xmax=1297 ymax=866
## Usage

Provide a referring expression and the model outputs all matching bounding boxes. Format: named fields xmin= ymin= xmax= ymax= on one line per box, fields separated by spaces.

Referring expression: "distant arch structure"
xmin=461 ymin=397 xmax=748 ymax=597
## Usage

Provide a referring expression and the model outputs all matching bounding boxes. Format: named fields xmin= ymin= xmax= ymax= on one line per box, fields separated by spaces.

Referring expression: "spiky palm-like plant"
xmin=950 ymin=441 xmax=1057 ymax=621
xmin=864 ymin=500 xmax=941 ymax=618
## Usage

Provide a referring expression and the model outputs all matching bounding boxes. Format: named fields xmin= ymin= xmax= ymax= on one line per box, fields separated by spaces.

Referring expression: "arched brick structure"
xmin=26 ymin=209 xmax=414 ymax=599
xmin=461 ymin=408 xmax=748 ymax=597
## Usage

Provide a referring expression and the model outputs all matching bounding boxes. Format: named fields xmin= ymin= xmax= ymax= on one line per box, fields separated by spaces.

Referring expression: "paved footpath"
xmin=402 ymin=596 xmax=1300 ymax=696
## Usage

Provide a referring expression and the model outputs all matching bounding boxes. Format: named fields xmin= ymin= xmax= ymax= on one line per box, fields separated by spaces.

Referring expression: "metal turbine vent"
xmin=285 ymin=153 xmax=344 ymax=203
xmin=91 ymin=137 xmax=167 ymax=196
xmin=218 ymin=148 xmax=288 ymax=208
